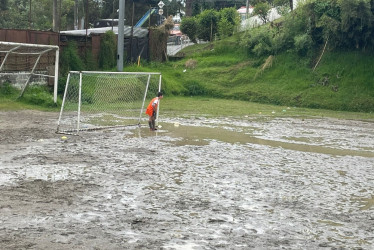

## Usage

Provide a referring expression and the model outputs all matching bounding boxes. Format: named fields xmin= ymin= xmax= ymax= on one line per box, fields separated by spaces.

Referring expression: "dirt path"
xmin=0 ymin=110 xmax=373 ymax=249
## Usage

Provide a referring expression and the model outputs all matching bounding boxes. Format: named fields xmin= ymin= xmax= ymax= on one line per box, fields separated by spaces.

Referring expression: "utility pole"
xmin=117 ymin=0 xmax=125 ymax=71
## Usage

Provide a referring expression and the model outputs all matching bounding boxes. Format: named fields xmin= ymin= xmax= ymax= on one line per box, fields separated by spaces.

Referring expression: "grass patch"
xmin=161 ymin=96 xmax=374 ymax=120
xmin=0 ymin=84 xmax=60 ymax=111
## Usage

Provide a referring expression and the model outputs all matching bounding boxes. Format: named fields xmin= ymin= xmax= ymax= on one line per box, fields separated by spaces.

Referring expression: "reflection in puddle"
xmin=130 ymin=122 xmax=374 ymax=158
xmin=317 ymin=220 xmax=344 ymax=227
xmin=351 ymin=196 xmax=374 ymax=210
xmin=144 ymin=183 xmax=178 ymax=191
xmin=172 ymin=171 xmax=185 ymax=185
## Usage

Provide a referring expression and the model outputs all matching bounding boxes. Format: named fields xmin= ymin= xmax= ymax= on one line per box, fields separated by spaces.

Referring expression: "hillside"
xmin=130 ymin=34 xmax=374 ymax=113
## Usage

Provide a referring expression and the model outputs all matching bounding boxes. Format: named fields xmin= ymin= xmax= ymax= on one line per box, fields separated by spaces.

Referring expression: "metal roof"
xmin=60 ymin=26 xmax=148 ymax=38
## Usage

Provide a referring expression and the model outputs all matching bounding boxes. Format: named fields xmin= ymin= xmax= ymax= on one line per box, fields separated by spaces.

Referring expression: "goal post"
xmin=57 ymin=71 xmax=162 ymax=134
xmin=0 ymin=41 xmax=59 ymax=103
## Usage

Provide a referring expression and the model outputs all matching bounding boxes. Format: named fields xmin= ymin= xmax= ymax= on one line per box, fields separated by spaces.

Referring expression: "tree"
xmin=164 ymin=0 xmax=184 ymax=17
xmin=340 ymin=0 xmax=373 ymax=50
xmin=253 ymin=2 xmax=271 ymax=24
xmin=274 ymin=0 xmax=292 ymax=16
xmin=218 ymin=7 xmax=240 ymax=38
xmin=180 ymin=16 xmax=198 ymax=43
xmin=196 ymin=9 xmax=219 ymax=41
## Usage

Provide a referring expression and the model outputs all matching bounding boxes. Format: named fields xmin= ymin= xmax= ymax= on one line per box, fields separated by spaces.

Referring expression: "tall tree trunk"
xmin=290 ymin=0 xmax=293 ymax=11
xmin=74 ymin=0 xmax=79 ymax=30
xmin=53 ymin=0 xmax=59 ymax=32
xmin=29 ymin=0 xmax=32 ymax=29
xmin=185 ymin=0 xmax=193 ymax=16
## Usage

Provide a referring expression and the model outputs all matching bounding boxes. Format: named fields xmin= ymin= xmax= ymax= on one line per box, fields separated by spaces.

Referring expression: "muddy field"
xmin=0 ymin=110 xmax=373 ymax=249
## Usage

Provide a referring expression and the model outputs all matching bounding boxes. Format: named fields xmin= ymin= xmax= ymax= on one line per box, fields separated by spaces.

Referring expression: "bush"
xmin=294 ymin=34 xmax=313 ymax=57
xmin=19 ymin=86 xmax=58 ymax=108
xmin=240 ymin=27 xmax=274 ymax=56
xmin=218 ymin=7 xmax=240 ymax=38
xmin=60 ymin=41 xmax=84 ymax=77
xmin=218 ymin=17 xmax=234 ymax=39
xmin=184 ymin=80 xmax=207 ymax=96
xmin=180 ymin=17 xmax=198 ymax=43
xmin=197 ymin=9 xmax=219 ymax=41
xmin=83 ymin=49 xmax=98 ymax=71
xmin=0 ymin=82 xmax=18 ymax=97
xmin=99 ymin=31 xmax=117 ymax=70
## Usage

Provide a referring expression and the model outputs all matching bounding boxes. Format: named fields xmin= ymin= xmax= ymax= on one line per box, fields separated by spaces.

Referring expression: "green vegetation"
xmin=1 ymin=83 xmax=373 ymax=121
xmin=0 ymin=83 xmax=59 ymax=110
xmin=132 ymin=0 xmax=374 ymax=113
xmin=129 ymin=43 xmax=374 ymax=113
xmin=181 ymin=7 xmax=240 ymax=42
xmin=99 ymin=31 xmax=117 ymax=70
xmin=161 ymin=96 xmax=374 ymax=120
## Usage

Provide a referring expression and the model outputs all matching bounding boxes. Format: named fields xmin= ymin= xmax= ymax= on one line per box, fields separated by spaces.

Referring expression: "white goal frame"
xmin=57 ymin=71 xmax=162 ymax=135
xmin=0 ymin=41 xmax=59 ymax=103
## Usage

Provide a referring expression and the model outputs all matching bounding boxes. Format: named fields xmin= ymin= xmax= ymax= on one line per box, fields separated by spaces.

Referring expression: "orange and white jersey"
xmin=145 ymin=97 xmax=159 ymax=116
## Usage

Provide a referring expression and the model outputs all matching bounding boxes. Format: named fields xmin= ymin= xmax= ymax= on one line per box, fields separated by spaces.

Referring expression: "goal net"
xmin=57 ymin=71 xmax=162 ymax=134
xmin=0 ymin=41 xmax=59 ymax=102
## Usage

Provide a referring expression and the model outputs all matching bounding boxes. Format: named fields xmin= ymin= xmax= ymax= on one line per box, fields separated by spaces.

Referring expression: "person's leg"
xmin=148 ymin=116 xmax=153 ymax=130
xmin=152 ymin=119 xmax=156 ymax=130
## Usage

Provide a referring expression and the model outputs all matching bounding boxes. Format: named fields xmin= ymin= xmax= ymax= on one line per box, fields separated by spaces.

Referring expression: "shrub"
xmin=0 ymin=82 xmax=18 ymax=97
xmin=180 ymin=17 xmax=198 ymax=43
xmin=218 ymin=7 xmax=240 ymax=38
xmin=19 ymin=86 xmax=58 ymax=108
xmin=294 ymin=34 xmax=313 ymax=57
xmin=218 ymin=17 xmax=234 ymax=39
xmin=253 ymin=2 xmax=271 ymax=24
xmin=99 ymin=31 xmax=117 ymax=70
xmin=240 ymin=27 xmax=274 ymax=56
xmin=60 ymin=41 xmax=84 ymax=77
xmin=196 ymin=9 xmax=219 ymax=41
xmin=184 ymin=80 xmax=206 ymax=96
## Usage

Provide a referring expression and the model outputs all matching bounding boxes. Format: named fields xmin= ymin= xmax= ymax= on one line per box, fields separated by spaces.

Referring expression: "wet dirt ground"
xmin=0 ymin=110 xmax=373 ymax=249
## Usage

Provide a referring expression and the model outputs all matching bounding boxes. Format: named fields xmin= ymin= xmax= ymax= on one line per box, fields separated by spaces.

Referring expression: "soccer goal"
xmin=0 ymin=41 xmax=59 ymax=102
xmin=56 ymin=71 xmax=162 ymax=134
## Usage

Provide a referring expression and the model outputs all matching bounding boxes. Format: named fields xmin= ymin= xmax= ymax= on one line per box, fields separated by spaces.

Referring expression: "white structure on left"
xmin=0 ymin=41 xmax=59 ymax=103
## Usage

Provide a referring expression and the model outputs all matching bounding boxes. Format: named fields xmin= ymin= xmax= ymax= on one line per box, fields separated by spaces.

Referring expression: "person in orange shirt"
xmin=145 ymin=92 xmax=163 ymax=131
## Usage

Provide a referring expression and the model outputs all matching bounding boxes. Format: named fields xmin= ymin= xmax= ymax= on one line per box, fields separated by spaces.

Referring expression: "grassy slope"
xmin=129 ymin=34 xmax=374 ymax=113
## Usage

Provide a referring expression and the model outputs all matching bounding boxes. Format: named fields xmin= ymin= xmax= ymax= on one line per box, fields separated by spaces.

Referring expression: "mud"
xmin=0 ymin=110 xmax=373 ymax=249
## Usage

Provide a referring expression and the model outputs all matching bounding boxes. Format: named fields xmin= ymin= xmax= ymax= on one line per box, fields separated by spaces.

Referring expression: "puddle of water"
xmin=350 ymin=195 xmax=374 ymax=210
xmin=358 ymin=196 xmax=374 ymax=210
xmin=21 ymin=164 xmax=92 ymax=182
xmin=130 ymin=122 xmax=374 ymax=158
xmin=336 ymin=170 xmax=347 ymax=176
xmin=162 ymin=242 xmax=202 ymax=250
xmin=87 ymin=114 xmax=138 ymax=127
xmin=143 ymin=183 xmax=178 ymax=191
xmin=317 ymin=220 xmax=344 ymax=227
